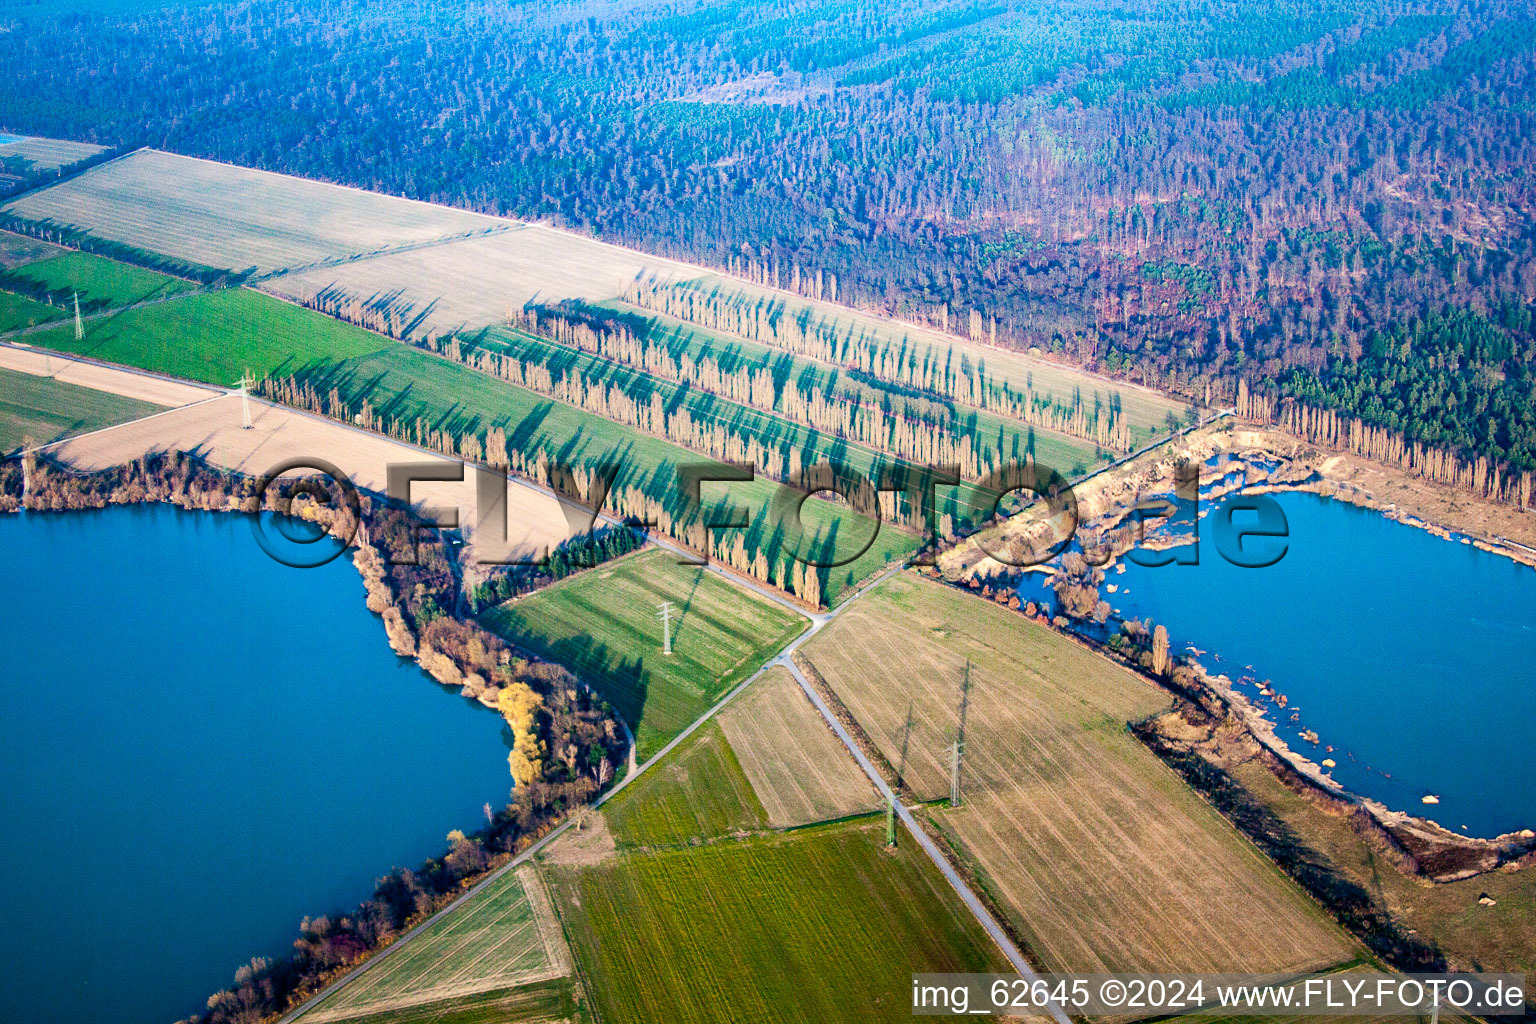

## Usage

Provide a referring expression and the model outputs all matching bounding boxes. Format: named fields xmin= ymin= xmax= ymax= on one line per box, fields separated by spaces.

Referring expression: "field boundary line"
xmin=277 ymin=562 xmax=902 ymax=1024
xmin=0 ymin=144 xmax=149 ymax=209
xmin=251 ymin=223 xmax=522 ymax=283
xmin=38 ymin=147 xmax=1192 ymax=421
xmin=0 ymin=275 xmax=214 ymax=344
xmin=779 ymin=649 xmax=1073 ymax=1024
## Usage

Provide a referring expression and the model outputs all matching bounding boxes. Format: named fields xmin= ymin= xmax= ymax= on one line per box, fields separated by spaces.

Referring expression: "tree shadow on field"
xmin=896 ymin=700 xmax=913 ymax=792
xmin=515 ymin=631 xmax=650 ymax=752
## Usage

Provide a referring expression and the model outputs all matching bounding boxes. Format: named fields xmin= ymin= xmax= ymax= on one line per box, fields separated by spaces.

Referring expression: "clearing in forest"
xmin=718 ymin=665 xmax=878 ymax=827
xmin=0 ymin=135 xmax=104 ymax=173
xmin=480 ymin=548 xmax=807 ymax=762
xmin=542 ymin=820 xmax=1009 ymax=1024
xmin=6 ymin=149 xmax=1189 ymax=459
xmin=799 ymin=573 xmax=1357 ymax=975
xmin=298 ymin=865 xmax=573 ymax=1024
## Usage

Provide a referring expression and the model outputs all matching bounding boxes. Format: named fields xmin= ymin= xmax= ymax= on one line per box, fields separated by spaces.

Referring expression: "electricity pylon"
xmin=951 ymin=660 xmax=970 ymax=808
xmin=232 ymin=369 xmax=254 ymax=429
xmin=656 ymin=601 xmax=674 ymax=656
xmin=73 ymin=291 xmax=83 ymax=341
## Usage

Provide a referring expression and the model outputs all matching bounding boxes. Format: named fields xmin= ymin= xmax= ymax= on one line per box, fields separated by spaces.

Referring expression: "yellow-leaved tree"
xmin=497 ymin=683 xmax=545 ymax=786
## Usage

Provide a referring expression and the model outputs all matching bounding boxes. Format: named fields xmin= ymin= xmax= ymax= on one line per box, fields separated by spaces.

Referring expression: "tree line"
xmin=2 ymin=448 xmax=630 ymax=1024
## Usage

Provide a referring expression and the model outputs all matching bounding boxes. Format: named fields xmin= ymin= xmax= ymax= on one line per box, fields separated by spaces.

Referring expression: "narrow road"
xmin=275 ymin=561 xmax=890 ymax=1024
xmin=782 ymin=656 xmax=1071 ymax=1024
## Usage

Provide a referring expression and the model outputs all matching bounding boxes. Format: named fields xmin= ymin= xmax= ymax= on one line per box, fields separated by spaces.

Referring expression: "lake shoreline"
xmin=936 ymin=422 xmax=1536 ymax=874
xmin=0 ymin=448 xmax=626 ymax=1024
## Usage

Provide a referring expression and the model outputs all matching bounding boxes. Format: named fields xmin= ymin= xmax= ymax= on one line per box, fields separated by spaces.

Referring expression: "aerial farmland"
xmin=7 ymin=7 xmax=1533 ymax=1009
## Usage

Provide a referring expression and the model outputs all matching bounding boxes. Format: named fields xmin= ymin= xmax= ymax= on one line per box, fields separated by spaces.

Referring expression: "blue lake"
xmin=0 ymin=505 xmax=512 ymax=1024
xmin=1063 ymin=490 xmax=1536 ymax=838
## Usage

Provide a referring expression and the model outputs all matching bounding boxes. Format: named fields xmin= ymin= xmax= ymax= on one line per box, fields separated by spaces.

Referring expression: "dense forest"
xmin=2 ymin=0 xmax=1534 ymax=476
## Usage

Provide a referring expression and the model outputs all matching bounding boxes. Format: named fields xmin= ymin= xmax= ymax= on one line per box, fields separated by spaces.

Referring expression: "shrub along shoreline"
xmin=2 ymin=448 xmax=628 ymax=1024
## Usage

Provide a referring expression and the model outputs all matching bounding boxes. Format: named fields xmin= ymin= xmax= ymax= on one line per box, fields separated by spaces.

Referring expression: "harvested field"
xmin=0 ymin=366 xmax=164 ymax=453
xmin=480 ymin=548 xmax=807 ymax=761
xmin=0 ymin=135 xmax=104 ymax=173
xmin=293 ymin=979 xmax=579 ymax=1024
xmin=21 ymin=286 xmax=392 ymax=383
xmin=1228 ymin=759 xmax=1536 ymax=984
xmin=0 ymin=344 xmax=218 ymax=407
xmin=602 ymin=719 xmax=767 ymax=848
xmin=6 ymin=149 xmax=1185 ymax=457
xmin=300 ymin=866 xmax=571 ymax=1024
xmin=44 ymin=394 xmax=576 ymax=562
xmin=543 ymin=821 xmax=1010 ymax=1024
xmin=800 ymin=573 xmax=1357 ymax=975
xmin=0 ymin=230 xmax=60 ymax=270
xmin=268 ymin=223 xmax=693 ymax=333
xmin=0 ymin=250 xmax=195 ymax=309
xmin=718 ymin=665 xmax=878 ymax=827
xmin=3 ymin=150 xmax=501 ymax=275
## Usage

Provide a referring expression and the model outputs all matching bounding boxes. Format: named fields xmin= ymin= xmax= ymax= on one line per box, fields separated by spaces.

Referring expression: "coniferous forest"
xmin=2 ymin=0 xmax=1534 ymax=470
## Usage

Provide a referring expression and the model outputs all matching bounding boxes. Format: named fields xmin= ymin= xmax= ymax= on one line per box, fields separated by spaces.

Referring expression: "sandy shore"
xmin=43 ymin=394 xmax=579 ymax=563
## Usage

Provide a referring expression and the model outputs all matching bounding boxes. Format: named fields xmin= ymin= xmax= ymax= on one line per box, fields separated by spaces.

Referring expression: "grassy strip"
xmin=487 ymin=314 xmax=1105 ymax=511
xmin=18 ymin=287 xmax=392 ymax=383
xmin=481 ymin=549 xmax=806 ymax=761
xmin=0 ymin=366 xmax=164 ymax=453
xmin=543 ymin=821 xmax=1009 ymax=1024
xmin=20 ymin=285 xmax=917 ymax=603
xmin=0 ymin=250 xmax=195 ymax=311
xmin=601 ymin=719 xmax=768 ymax=847
xmin=304 ymin=344 xmax=920 ymax=603
xmin=0 ymin=288 xmax=64 ymax=332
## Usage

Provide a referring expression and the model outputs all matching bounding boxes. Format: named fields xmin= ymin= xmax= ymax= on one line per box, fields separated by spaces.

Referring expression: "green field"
xmin=482 ymin=319 xmax=1103 ymax=517
xmin=481 ymin=548 xmax=806 ymax=760
xmin=602 ymin=719 xmax=768 ymax=847
xmin=0 ymin=366 xmax=164 ymax=452
xmin=312 ymin=345 xmax=920 ymax=603
xmin=543 ymin=820 xmax=1008 ymax=1024
xmin=0 ymin=250 xmax=195 ymax=312
xmin=15 ymin=283 xmax=916 ymax=605
xmin=300 ymin=979 xmax=580 ymax=1024
xmin=0 ymin=289 xmax=63 ymax=333
xmin=298 ymin=865 xmax=573 ymax=1024
xmin=21 ymin=287 xmax=392 ymax=383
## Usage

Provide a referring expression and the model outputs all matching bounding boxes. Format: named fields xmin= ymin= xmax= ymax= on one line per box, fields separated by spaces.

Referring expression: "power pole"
xmin=951 ymin=660 xmax=970 ymax=808
xmin=73 ymin=291 xmax=83 ymax=341
xmin=950 ymin=739 xmax=965 ymax=809
xmin=232 ymin=369 xmax=254 ymax=429
xmin=656 ymin=601 xmax=674 ymax=655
